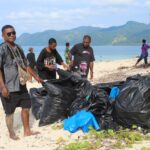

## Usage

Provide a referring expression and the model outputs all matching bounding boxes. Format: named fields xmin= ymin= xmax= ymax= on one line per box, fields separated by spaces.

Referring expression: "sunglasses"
xmin=6 ymin=31 xmax=16 ymax=37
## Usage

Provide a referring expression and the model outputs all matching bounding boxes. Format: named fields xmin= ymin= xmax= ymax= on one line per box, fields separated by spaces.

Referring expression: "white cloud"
xmin=6 ymin=8 xmax=88 ymax=21
xmin=88 ymin=0 xmax=136 ymax=7
xmin=0 ymin=0 xmax=149 ymax=35
xmin=4 ymin=8 xmax=91 ymax=33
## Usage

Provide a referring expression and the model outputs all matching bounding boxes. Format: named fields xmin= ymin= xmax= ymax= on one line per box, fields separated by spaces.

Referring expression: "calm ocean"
xmin=22 ymin=46 xmax=141 ymax=61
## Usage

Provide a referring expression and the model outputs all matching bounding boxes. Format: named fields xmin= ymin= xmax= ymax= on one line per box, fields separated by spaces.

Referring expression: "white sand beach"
xmin=0 ymin=58 xmax=150 ymax=150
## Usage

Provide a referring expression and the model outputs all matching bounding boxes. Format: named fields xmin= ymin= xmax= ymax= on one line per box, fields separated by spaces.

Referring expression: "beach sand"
xmin=0 ymin=58 xmax=150 ymax=150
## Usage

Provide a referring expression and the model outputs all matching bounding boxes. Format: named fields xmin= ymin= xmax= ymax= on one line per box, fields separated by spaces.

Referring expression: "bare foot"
xmin=24 ymin=131 xmax=40 ymax=137
xmin=10 ymin=134 xmax=20 ymax=140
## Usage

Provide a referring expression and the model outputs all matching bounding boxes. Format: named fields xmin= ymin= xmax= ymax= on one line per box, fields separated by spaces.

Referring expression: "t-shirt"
xmin=27 ymin=52 xmax=36 ymax=69
xmin=141 ymin=44 xmax=150 ymax=55
xmin=37 ymin=48 xmax=63 ymax=80
xmin=70 ymin=43 xmax=95 ymax=77
xmin=0 ymin=42 xmax=29 ymax=92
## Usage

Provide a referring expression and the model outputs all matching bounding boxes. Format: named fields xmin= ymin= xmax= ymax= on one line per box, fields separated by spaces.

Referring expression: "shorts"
xmin=1 ymin=90 xmax=31 ymax=115
xmin=138 ymin=53 xmax=148 ymax=64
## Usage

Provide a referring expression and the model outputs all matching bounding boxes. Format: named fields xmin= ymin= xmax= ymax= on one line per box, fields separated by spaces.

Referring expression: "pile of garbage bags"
xmin=30 ymin=69 xmax=150 ymax=131
xmin=30 ymin=77 xmax=76 ymax=126
xmin=30 ymin=69 xmax=111 ymax=127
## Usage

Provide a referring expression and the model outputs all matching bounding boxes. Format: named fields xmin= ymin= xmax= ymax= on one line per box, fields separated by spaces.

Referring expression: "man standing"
xmin=135 ymin=39 xmax=150 ymax=68
xmin=37 ymin=38 xmax=68 ymax=80
xmin=0 ymin=25 xmax=43 ymax=140
xmin=64 ymin=42 xmax=71 ymax=65
xmin=69 ymin=35 xmax=95 ymax=79
xmin=27 ymin=47 xmax=36 ymax=82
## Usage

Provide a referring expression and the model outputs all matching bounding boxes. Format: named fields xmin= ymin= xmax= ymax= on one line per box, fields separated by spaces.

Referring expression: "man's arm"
xmin=89 ymin=48 xmax=95 ymax=80
xmin=26 ymin=66 xmax=43 ymax=83
xmin=89 ymin=62 xmax=94 ymax=80
xmin=36 ymin=49 xmax=45 ymax=71
xmin=0 ymin=46 xmax=9 ymax=97
xmin=0 ymin=70 xmax=9 ymax=97
xmin=55 ymin=50 xmax=69 ymax=70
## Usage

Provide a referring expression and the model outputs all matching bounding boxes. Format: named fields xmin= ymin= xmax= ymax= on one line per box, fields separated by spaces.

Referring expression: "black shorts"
xmin=1 ymin=90 xmax=31 ymax=115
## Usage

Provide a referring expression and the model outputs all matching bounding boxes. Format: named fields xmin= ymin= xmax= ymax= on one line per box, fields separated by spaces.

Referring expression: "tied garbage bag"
xmin=57 ymin=68 xmax=82 ymax=82
xmin=69 ymin=87 xmax=109 ymax=117
xmin=64 ymin=110 xmax=100 ymax=133
xmin=113 ymin=75 xmax=150 ymax=128
xmin=30 ymin=88 xmax=48 ymax=120
xmin=39 ymin=80 xmax=76 ymax=126
xmin=94 ymin=81 xmax=124 ymax=95
xmin=57 ymin=69 xmax=72 ymax=79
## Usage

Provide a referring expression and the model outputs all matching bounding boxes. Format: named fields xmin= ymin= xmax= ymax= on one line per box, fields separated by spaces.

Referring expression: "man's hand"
xmin=1 ymin=86 xmax=9 ymax=98
xmin=63 ymin=64 xmax=70 ymax=70
xmin=34 ymin=76 xmax=44 ymax=83
xmin=45 ymin=64 xmax=55 ymax=70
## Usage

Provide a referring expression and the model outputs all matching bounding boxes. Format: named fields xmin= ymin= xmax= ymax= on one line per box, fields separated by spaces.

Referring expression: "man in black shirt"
xmin=37 ymin=38 xmax=68 ymax=80
xmin=69 ymin=35 xmax=95 ymax=79
xmin=27 ymin=47 xmax=36 ymax=69
xmin=27 ymin=47 xmax=36 ymax=82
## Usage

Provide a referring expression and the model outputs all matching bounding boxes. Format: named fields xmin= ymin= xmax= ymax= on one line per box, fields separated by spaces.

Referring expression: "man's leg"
xmin=21 ymin=108 xmax=39 ymax=136
xmin=5 ymin=114 xmax=19 ymax=140
xmin=144 ymin=56 xmax=148 ymax=68
xmin=135 ymin=57 xmax=142 ymax=66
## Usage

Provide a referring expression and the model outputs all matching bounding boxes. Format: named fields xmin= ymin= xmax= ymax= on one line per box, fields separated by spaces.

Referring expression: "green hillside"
xmin=1 ymin=21 xmax=150 ymax=46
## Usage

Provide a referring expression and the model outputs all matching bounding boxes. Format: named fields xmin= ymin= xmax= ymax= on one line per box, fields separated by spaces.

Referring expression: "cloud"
xmin=6 ymin=8 xmax=88 ymax=21
xmin=0 ymin=0 xmax=149 ymax=35
xmin=4 ymin=8 xmax=91 ymax=34
xmin=88 ymin=0 xmax=136 ymax=7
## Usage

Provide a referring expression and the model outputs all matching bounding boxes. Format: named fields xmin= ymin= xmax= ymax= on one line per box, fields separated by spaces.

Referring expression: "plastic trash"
xmin=113 ymin=75 xmax=150 ymax=128
xmin=69 ymin=87 xmax=109 ymax=117
xmin=39 ymin=80 xmax=76 ymax=126
xmin=30 ymin=88 xmax=48 ymax=120
xmin=64 ymin=110 xmax=100 ymax=133
xmin=109 ymin=86 xmax=120 ymax=102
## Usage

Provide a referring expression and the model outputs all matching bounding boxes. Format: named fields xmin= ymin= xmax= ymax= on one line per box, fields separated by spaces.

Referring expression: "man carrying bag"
xmin=0 ymin=25 xmax=43 ymax=140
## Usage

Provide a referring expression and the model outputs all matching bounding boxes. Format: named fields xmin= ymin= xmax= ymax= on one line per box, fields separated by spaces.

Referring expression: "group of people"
xmin=0 ymin=24 xmax=149 ymax=141
xmin=27 ymin=36 xmax=95 ymax=81
xmin=0 ymin=25 xmax=95 ymax=140
xmin=26 ymin=38 xmax=150 ymax=83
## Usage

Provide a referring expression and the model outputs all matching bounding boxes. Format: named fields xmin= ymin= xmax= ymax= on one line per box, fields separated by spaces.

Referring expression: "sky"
xmin=0 ymin=0 xmax=150 ymax=36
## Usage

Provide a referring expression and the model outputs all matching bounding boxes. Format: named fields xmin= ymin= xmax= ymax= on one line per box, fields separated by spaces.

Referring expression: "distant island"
xmin=1 ymin=21 xmax=150 ymax=46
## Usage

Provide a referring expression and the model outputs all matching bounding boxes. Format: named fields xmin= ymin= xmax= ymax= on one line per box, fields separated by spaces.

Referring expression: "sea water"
xmin=22 ymin=45 xmax=140 ymax=61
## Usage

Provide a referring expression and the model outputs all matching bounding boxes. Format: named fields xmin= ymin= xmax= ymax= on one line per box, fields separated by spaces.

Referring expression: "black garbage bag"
xmin=30 ymin=88 xmax=48 ymax=120
xmin=57 ymin=69 xmax=93 ymax=97
xmin=113 ymin=75 xmax=150 ymax=128
xmin=96 ymin=105 xmax=120 ymax=131
xmin=75 ymin=79 xmax=93 ymax=98
xmin=57 ymin=68 xmax=83 ymax=83
xmin=70 ymin=87 xmax=109 ymax=117
xmin=39 ymin=81 xmax=76 ymax=126
xmin=94 ymin=81 xmax=125 ymax=95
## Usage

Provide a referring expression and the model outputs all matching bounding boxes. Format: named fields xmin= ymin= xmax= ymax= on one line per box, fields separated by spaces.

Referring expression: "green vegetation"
xmin=59 ymin=127 xmax=150 ymax=150
xmin=16 ymin=21 xmax=150 ymax=46
xmin=64 ymin=141 xmax=100 ymax=150
xmin=141 ymin=147 xmax=150 ymax=150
